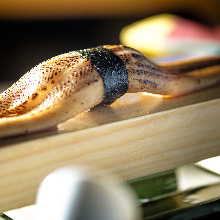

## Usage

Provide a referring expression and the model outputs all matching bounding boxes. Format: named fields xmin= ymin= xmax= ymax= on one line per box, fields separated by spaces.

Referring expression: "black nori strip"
xmin=78 ymin=46 xmax=129 ymax=105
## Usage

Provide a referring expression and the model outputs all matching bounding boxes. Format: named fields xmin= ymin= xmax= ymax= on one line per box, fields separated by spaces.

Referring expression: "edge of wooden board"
xmin=1 ymin=85 xmax=220 ymax=147
xmin=0 ymin=97 xmax=220 ymax=211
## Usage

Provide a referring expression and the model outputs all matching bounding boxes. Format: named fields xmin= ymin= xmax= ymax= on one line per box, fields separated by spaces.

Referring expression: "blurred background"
xmin=0 ymin=0 xmax=219 ymax=81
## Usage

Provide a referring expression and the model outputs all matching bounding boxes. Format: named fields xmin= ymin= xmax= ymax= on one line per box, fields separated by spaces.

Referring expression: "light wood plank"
xmin=0 ymin=84 xmax=220 ymax=211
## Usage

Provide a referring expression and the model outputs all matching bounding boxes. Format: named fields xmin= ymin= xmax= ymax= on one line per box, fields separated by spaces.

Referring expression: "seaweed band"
xmin=78 ymin=46 xmax=129 ymax=105
xmin=0 ymin=45 xmax=220 ymax=138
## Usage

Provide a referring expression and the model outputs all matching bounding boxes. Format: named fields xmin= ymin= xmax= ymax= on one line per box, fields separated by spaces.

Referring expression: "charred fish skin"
xmin=105 ymin=45 xmax=220 ymax=96
xmin=0 ymin=45 xmax=220 ymax=138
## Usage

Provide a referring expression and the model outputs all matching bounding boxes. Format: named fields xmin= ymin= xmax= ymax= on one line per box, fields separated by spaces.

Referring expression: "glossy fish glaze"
xmin=0 ymin=45 xmax=220 ymax=138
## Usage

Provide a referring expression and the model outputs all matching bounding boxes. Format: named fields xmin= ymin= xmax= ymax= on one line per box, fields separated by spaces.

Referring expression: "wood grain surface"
xmin=0 ymin=84 xmax=220 ymax=211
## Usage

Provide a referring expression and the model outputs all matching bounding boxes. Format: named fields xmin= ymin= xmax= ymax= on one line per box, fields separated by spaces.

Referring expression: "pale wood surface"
xmin=0 ymin=84 xmax=220 ymax=211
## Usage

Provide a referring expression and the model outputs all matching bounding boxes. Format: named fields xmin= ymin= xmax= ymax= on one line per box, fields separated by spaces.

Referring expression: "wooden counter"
xmin=0 ymin=83 xmax=220 ymax=211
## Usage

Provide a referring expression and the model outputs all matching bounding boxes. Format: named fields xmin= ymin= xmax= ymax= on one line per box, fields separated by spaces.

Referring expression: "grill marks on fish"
xmin=0 ymin=53 xmax=92 ymax=117
xmin=105 ymin=46 xmax=168 ymax=94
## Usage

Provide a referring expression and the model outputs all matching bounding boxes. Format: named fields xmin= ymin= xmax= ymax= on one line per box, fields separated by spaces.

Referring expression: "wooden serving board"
xmin=0 ymin=83 xmax=220 ymax=212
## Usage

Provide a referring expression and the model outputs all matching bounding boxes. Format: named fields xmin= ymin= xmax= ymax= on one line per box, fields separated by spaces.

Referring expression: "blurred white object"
xmin=197 ymin=156 xmax=220 ymax=175
xmin=36 ymin=167 xmax=141 ymax=220
xmin=4 ymin=205 xmax=35 ymax=220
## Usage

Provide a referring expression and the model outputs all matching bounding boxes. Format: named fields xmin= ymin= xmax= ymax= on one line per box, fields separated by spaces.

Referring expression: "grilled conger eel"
xmin=0 ymin=45 xmax=220 ymax=138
